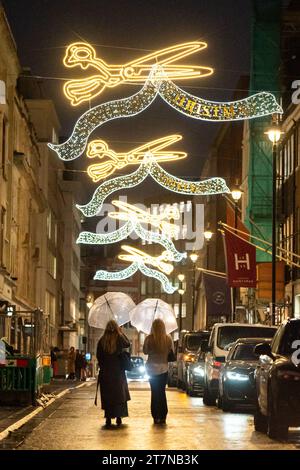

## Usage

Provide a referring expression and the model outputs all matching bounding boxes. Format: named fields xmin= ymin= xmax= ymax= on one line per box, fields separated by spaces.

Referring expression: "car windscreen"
xmin=280 ymin=322 xmax=300 ymax=356
xmin=231 ymin=343 xmax=260 ymax=361
xmin=130 ymin=357 xmax=144 ymax=366
xmin=186 ymin=335 xmax=208 ymax=351
xmin=217 ymin=327 xmax=277 ymax=350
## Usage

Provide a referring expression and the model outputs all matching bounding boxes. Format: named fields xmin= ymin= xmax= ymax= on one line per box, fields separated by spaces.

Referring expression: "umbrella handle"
xmin=104 ymin=296 xmax=114 ymax=315
xmin=152 ymin=299 xmax=159 ymax=324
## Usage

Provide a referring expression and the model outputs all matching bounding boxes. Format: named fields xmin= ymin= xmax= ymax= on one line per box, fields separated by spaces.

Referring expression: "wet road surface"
xmin=1 ymin=381 xmax=300 ymax=450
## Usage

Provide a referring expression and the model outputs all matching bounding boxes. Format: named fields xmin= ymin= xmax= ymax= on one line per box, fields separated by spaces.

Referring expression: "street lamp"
xmin=265 ymin=124 xmax=283 ymax=326
xmin=177 ymin=274 xmax=185 ymax=332
xmin=203 ymin=229 xmax=213 ymax=270
xmin=231 ymin=186 xmax=242 ymax=322
xmin=189 ymin=253 xmax=198 ymax=330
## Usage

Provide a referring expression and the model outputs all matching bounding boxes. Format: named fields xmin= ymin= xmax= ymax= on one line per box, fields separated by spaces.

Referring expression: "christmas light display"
xmin=159 ymin=79 xmax=283 ymax=121
xmin=76 ymin=222 xmax=186 ymax=262
xmin=93 ymin=262 xmax=177 ymax=294
xmin=77 ymin=153 xmax=230 ymax=217
xmin=48 ymin=73 xmax=160 ymax=161
xmin=119 ymin=245 xmax=174 ymax=274
xmin=93 ymin=245 xmax=178 ymax=293
xmin=108 ymin=199 xmax=180 ymax=237
xmin=86 ymin=134 xmax=186 ymax=182
xmin=63 ymin=41 xmax=213 ymax=105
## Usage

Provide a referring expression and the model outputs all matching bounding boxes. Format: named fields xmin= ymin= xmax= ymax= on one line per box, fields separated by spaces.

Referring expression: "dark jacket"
xmin=96 ymin=333 xmax=131 ymax=410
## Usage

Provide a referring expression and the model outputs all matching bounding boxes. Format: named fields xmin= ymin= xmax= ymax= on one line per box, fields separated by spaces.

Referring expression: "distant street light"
xmin=189 ymin=253 xmax=199 ymax=330
xmin=265 ymin=123 xmax=283 ymax=325
xmin=177 ymin=274 xmax=185 ymax=332
xmin=231 ymin=186 xmax=242 ymax=322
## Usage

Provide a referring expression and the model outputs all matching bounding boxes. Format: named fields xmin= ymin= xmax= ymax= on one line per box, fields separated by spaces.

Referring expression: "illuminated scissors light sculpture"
xmin=93 ymin=245 xmax=178 ymax=294
xmin=63 ymin=41 xmax=213 ymax=105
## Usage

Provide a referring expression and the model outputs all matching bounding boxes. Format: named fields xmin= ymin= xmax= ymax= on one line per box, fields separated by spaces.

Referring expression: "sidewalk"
xmin=0 ymin=378 xmax=94 ymax=435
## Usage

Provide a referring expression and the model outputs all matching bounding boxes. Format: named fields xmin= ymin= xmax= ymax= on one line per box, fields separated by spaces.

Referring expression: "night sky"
xmin=2 ymin=0 xmax=252 ymax=199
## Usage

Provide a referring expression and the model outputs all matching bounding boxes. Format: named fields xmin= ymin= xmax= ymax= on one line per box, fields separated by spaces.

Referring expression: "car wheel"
xmin=203 ymin=383 xmax=216 ymax=406
xmin=267 ymin=392 xmax=289 ymax=439
xmin=221 ymin=395 xmax=233 ymax=412
xmin=254 ymin=407 xmax=267 ymax=433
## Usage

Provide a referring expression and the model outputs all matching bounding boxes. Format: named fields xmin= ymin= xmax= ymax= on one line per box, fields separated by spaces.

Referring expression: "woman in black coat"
xmin=96 ymin=320 xmax=131 ymax=427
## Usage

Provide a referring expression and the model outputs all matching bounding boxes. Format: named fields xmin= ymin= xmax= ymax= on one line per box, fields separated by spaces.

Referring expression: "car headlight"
xmin=226 ymin=371 xmax=249 ymax=382
xmin=278 ymin=370 xmax=300 ymax=381
xmin=193 ymin=366 xmax=204 ymax=377
xmin=138 ymin=365 xmax=145 ymax=373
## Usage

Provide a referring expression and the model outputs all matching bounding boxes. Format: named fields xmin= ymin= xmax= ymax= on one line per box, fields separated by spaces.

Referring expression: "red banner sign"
xmin=223 ymin=229 xmax=256 ymax=288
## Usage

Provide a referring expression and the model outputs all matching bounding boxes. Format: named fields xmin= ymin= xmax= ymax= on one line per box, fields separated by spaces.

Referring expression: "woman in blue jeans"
xmin=143 ymin=319 xmax=174 ymax=424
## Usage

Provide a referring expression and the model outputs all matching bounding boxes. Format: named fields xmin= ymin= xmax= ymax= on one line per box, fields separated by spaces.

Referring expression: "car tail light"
xmin=278 ymin=370 xmax=300 ymax=381
xmin=213 ymin=361 xmax=222 ymax=368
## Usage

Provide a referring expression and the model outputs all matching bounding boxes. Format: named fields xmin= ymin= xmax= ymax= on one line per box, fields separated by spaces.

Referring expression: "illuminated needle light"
xmin=63 ymin=41 xmax=213 ymax=105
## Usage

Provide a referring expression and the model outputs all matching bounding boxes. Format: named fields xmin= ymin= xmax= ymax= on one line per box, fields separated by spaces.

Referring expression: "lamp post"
xmin=189 ymin=253 xmax=198 ymax=331
xmin=178 ymin=274 xmax=185 ymax=332
xmin=265 ymin=125 xmax=283 ymax=326
xmin=231 ymin=187 xmax=242 ymax=322
xmin=203 ymin=229 xmax=213 ymax=328
xmin=203 ymin=229 xmax=213 ymax=270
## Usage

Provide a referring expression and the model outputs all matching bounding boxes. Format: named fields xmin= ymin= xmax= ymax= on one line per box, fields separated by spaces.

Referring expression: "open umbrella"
xmin=88 ymin=292 xmax=135 ymax=329
xmin=129 ymin=298 xmax=178 ymax=334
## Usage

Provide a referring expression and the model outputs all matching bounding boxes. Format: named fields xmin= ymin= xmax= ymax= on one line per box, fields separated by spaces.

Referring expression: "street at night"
xmin=1 ymin=0 xmax=300 ymax=460
xmin=1 ymin=381 xmax=299 ymax=451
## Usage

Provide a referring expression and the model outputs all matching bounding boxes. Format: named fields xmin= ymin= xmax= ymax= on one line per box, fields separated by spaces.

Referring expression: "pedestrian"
xmin=80 ymin=351 xmax=87 ymax=381
xmin=67 ymin=346 xmax=76 ymax=380
xmin=96 ymin=320 xmax=131 ymax=428
xmin=50 ymin=347 xmax=58 ymax=378
xmin=75 ymin=349 xmax=81 ymax=380
xmin=143 ymin=318 xmax=174 ymax=425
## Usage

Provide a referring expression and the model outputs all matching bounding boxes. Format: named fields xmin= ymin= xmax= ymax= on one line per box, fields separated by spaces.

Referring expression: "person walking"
xmin=143 ymin=318 xmax=174 ymax=425
xmin=96 ymin=320 xmax=131 ymax=428
xmin=67 ymin=346 xmax=76 ymax=380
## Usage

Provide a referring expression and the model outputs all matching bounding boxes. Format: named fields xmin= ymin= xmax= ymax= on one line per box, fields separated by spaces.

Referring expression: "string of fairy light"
xmin=47 ymin=40 xmax=282 ymax=293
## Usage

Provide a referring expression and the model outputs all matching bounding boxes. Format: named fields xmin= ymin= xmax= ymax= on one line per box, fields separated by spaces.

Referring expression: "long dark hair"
xmin=101 ymin=320 xmax=121 ymax=354
xmin=148 ymin=318 xmax=169 ymax=353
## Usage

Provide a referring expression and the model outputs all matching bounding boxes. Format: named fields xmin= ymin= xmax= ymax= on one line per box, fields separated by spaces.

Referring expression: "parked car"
xmin=126 ymin=356 xmax=147 ymax=380
xmin=177 ymin=330 xmax=210 ymax=390
xmin=203 ymin=323 xmax=278 ymax=406
xmin=186 ymin=346 xmax=206 ymax=396
xmin=254 ymin=318 xmax=300 ymax=439
xmin=218 ymin=337 xmax=271 ymax=411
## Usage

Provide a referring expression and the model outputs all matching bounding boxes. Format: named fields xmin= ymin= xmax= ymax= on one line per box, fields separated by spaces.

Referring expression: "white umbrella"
xmin=129 ymin=298 xmax=178 ymax=334
xmin=88 ymin=292 xmax=135 ymax=329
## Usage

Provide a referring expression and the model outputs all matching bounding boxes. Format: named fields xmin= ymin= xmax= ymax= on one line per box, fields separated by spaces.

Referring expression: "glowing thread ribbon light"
xmin=77 ymin=199 xmax=186 ymax=262
xmin=76 ymin=153 xmax=230 ymax=217
xmin=86 ymin=134 xmax=187 ymax=182
xmin=93 ymin=245 xmax=178 ymax=294
xmin=48 ymin=69 xmax=282 ymax=163
xmin=63 ymin=41 xmax=213 ymax=106
xmin=48 ymin=72 xmax=160 ymax=161
xmin=159 ymin=79 xmax=283 ymax=121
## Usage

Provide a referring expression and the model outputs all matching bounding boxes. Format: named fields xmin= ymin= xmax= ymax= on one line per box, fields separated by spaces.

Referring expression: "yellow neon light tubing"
xmin=108 ymin=200 xmax=180 ymax=238
xmin=118 ymin=245 xmax=174 ymax=275
xmin=63 ymin=41 xmax=214 ymax=105
xmin=86 ymin=134 xmax=187 ymax=182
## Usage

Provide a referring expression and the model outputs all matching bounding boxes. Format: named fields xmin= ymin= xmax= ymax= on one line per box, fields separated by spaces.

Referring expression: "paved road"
xmin=1 ymin=381 xmax=300 ymax=450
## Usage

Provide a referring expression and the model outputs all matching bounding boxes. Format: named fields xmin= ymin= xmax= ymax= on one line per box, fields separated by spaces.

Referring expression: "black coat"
xmin=96 ymin=334 xmax=131 ymax=410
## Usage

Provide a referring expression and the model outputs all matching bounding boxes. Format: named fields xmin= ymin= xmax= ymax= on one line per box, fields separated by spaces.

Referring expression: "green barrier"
xmin=43 ymin=366 xmax=52 ymax=384
xmin=0 ymin=355 xmax=43 ymax=405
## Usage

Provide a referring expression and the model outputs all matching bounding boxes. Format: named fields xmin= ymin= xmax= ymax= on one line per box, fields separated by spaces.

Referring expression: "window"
xmin=47 ymin=252 xmax=57 ymax=279
xmin=45 ymin=291 xmax=56 ymax=327
xmin=1 ymin=116 xmax=8 ymax=179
